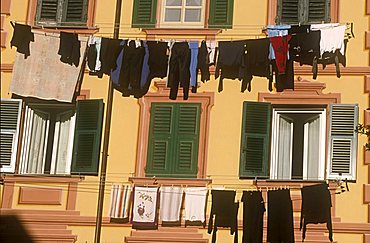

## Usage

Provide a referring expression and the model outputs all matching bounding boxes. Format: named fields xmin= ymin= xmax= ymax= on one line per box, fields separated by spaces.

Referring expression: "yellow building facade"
xmin=1 ymin=0 xmax=370 ymax=242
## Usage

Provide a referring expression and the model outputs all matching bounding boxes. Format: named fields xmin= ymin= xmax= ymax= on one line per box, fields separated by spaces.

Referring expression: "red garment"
xmin=270 ymin=35 xmax=292 ymax=74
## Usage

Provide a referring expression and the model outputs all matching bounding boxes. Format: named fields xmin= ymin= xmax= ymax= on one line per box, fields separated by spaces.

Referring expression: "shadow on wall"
xmin=0 ymin=215 xmax=34 ymax=243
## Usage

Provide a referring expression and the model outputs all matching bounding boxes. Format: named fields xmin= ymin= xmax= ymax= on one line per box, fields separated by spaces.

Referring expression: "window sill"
xmin=0 ymin=174 xmax=84 ymax=183
xmin=128 ymin=177 xmax=212 ymax=187
xmin=31 ymin=26 xmax=99 ymax=35
xmin=143 ymin=28 xmax=221 ymax=39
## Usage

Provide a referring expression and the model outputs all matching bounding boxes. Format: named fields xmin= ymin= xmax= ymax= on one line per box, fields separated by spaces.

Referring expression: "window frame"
xmin=146 ymin=102 xmax=201 ymax=178
xmin=132 ymin=0 xmax=234 ymax=29
xmin=18 ymin=103 xmax=76 ymax=175
xmin=27 ymin=0 xmax=97 ymax=30
xmin=160 ymin=0 xmax=206 ymax=28
xmin=135 ymin=81 xmax=214 ymax=179
xmin=270 ymin=107 xmax=327 ymax=180
xmin=267 ymin=0 xmax=339 ymax=25
xmin=0 ymin=95 xmax=103 ymax=176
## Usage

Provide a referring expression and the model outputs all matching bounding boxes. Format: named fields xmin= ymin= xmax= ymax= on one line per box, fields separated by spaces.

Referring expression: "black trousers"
xmin=242 ymin=191 xmax=265 ymax=243
xmin=119 ymin=41 xmax=145 ymax=97
xmin=168 ymin=42 xmax=191 ymax=100
xmin=267 ymin=189 xmax=295 ymax=243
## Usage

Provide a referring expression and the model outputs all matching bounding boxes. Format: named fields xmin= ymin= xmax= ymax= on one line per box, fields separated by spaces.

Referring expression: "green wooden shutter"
xmin=63 ymin=0 xmax=88 ymax=25
xmin=307 ymin=0 xmax=330 ymax=23
xmin=239 ymin=101 xmax=271 ymax=178
xmin=277 ymin=0 xmax=299 ymax=24
xmin=36 ymin=0 xmax=60 ymax=23
xmin=146 ymin=103 xmax=175 ymax=177
xmin=71 ymin=99 xmax=104 ymax=175
xmin=173 ymin=104 xmax=200 ymax=178
xmin=0 ymin=99 xmax=22 ymax=173
xmin=327 ymin=104 xmax=358 ymax=181
xmin=208 ymin=0 xmax=234 ymax=29
xmin=132 ymin=0 xmax=157 ymax=28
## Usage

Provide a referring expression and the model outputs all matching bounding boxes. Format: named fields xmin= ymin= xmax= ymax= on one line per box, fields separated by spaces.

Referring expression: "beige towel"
xmin=10 ymin=32 xmax=88 ymax=103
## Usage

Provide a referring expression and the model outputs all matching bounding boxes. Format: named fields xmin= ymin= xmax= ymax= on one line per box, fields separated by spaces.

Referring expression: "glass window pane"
xmin=165 ymin=9 xmax=182 ymax=22
xmin=166 ymin=0 xmax=182 ymax=6
xmin=186 ymin=0 xmax=202 ymax=6
xmin=184 ymin=9 xmax=201 ymax=22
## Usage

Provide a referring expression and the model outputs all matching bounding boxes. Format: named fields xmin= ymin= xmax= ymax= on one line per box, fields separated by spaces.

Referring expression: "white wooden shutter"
xmin=0 ymin=99 xmax=22 ymax=173
xmin=327 ymin=104 xmax=358 ymax=181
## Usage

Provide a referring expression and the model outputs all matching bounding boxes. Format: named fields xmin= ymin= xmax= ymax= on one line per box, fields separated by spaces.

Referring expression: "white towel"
xmin=109 ymin=184 xmax=132 ymax=219
xmin=10 ymin=32 xmax=88 ymax=103
xmin=311 ymin=24 xmax=346 ymax=56
xmin=132 ymin=187 xmax=159 ymax=223
xmin=184 ymin=187 xmax=208 ymax=222
xmin=159 ymin=186 xmax=183 ymax=222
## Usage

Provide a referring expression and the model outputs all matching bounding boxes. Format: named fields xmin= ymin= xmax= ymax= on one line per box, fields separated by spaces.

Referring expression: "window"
xmin=239 ymin=101 xmax=358 ymax=181
xmin=132 ymin=0 xmax=234 ymax=29
xmin=276 ymin=0 xmax=331 ymax=25
xmin=0 ymin=98 xmax=104 ymax=175
xmin=146 ymin=103 xmax=201 ymax=178
xmin=35 ymin=0 xmax=89 ymax=27
xmin=270 ymin=107 xmax=326 ymax=180
xmin=161 ymin=0 xmax=205 ymax=27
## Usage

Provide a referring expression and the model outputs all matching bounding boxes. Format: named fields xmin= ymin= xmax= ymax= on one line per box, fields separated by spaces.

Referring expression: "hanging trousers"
xmin=267 ymin=189 xmax=295 ymax=243
xmin=119 ymin=40 xmax=145 ymax=97
xmin=167 ymin=42 xmax=191 ymax=100
xmin=242 ymin=191 xmax=265 ymax=243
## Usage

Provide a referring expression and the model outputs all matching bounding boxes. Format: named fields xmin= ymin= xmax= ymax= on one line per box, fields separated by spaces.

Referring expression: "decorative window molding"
xmin=136 ymin=81 xmax=214 ymax=178
xmin=258 ymin=78 xmax=341 ymax=105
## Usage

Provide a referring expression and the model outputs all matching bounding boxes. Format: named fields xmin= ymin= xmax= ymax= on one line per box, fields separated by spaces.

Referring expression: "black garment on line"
xmin=58 ymin=32 xmax=81 ymax=67
xmin=289 ymin=30 xmax=320 ymax=80
xmin=208 ymin=190 xmax=239 ymax=243
xmin=147 ymin=41 xmax=169 ymax=79
xmin=198 ymin=40 xmax=211 ymax=83
xmin=267 ymin=189 xmax=295 ymax=243
xmin=273 ymin=58 xmax=294 ymax=92
xmin=167 ymin=42 xmax=191 ymax=100
xmin=290 ymin=30 xmax=321 ymax=66
xmin=87 ymin=43 xmax=97 ymax=71
xmin=242 ymin=191 xmax=265 ymax=243
xmin=300 ymin=183 xmax=333 ymax=242
xmin=319 ymin=39 xmax=348 ymax=79
xmin=99 ymin=37 xmax=123 ymax=76
xmin=288 ymin=25 xmax=311 ymax=35
xmin=10 ymin=23 xmax=34 ymax=58
xmin=243 ymin=38 xmax=272 ymax=92
xmin=215 ymin=40 xmax=247 ymax=92
xmin=119 ymin=40 xmax=145 ymax=98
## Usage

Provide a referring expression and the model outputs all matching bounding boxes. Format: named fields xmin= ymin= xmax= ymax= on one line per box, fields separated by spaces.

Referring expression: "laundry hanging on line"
xmin=9 ymin=23 xmax=351 ymax=102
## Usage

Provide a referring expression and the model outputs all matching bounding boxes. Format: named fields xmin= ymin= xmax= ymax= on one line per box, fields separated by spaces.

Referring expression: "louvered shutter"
xmin=327 ymin=104 xmax=358 ymax=181
xmin=208 ymin=0 xmax=234 ymax=29
xmin=132 ymin=0 xmax=157 ymax=28
xmin=63 ymin=0 xmax=88 ymax=25
xmin=173 ymin=104 xmax=200 ymax=178
xmin=307 ymin=0 xmax=330 ymax=23
xmin=0 ymin=99 xmax=22 ymax=173
xmin=277 ymin=0 xmax=299 ymax=24
xmin=71 ymin=99 xmax=104 ymax=175
xmin=146 ymin=103 xmax=175 ymax=177
xmin=239 ymin=102 xmax=271 ymax=178
xmin=36 ymin=0 xmax=60 ymax=23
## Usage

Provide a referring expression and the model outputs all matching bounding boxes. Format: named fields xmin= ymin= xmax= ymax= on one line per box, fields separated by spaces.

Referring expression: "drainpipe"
xmin=94 ymin=0 xmax=122 ymax=242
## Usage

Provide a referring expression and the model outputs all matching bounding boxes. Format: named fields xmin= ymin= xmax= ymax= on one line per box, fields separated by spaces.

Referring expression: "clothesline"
xmin=6 ymin=180 xmax=348 ymax=200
